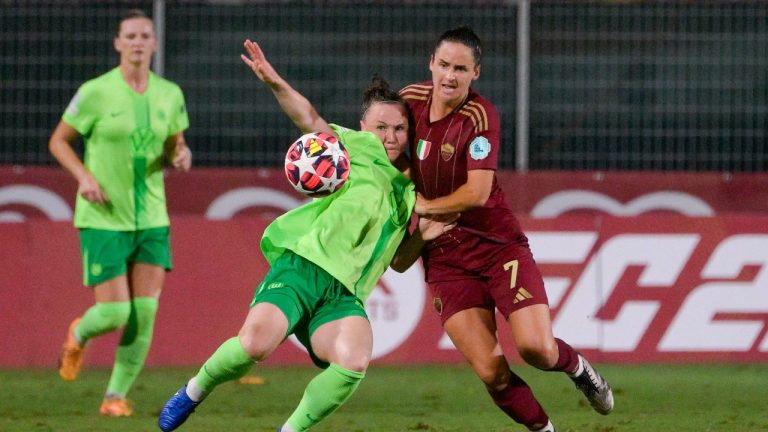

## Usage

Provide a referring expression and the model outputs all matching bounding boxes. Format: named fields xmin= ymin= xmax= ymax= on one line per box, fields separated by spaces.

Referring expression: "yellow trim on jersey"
xmin=399 ymin=84 xmax=431 ymax=101
xmin=459 ymin=101 xmax=489 ymax=133
xmin=401 ymin=84 xmax=490 ymax=133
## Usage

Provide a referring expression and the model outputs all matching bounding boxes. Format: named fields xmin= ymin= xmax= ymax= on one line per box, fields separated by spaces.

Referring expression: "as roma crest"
xmin=440 ymin=142 xmax=455 ymax=161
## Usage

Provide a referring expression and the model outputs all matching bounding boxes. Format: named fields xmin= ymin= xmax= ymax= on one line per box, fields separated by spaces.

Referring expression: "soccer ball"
xmin=284 ymin=132 xmax=350 ymax=197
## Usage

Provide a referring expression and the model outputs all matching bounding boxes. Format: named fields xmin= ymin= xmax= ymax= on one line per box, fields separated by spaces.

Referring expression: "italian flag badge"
xmin=416 ymin=139 xmax=432 ymax=160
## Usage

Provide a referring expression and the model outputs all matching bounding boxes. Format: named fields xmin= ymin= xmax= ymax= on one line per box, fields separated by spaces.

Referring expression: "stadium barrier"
xmin=1 ymin=167 xmax=767 ymax=366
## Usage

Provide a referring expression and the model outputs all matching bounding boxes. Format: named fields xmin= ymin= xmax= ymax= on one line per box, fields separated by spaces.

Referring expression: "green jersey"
xmin=261 ymin=125 xmax=415 ymax=300
xmin=62 ymin=68 xmax=189 ymax=231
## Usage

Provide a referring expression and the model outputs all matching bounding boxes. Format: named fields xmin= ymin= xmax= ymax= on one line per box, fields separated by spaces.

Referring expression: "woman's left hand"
xmin=172 ymin=142 xmax=192 ymax=172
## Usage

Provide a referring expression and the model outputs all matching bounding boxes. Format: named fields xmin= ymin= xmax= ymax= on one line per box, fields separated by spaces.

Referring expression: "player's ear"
xmin=472 ymin=64 xmax=481 ymax=81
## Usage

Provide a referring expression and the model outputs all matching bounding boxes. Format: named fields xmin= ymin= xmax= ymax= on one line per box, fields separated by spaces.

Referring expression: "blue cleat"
xmin=158 ymin=385 xmax=199 ymax=431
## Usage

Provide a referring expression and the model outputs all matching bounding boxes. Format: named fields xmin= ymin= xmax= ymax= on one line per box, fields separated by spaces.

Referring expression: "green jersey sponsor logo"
xmin=130 ymin=127 xmax=156 ymax=157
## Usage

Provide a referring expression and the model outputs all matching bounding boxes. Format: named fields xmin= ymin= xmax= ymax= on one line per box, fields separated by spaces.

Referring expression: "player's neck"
xmin=119 ymin=63 xmax=151 ymax=94
xmin=429 ymin=92 xmax=468 ymax=122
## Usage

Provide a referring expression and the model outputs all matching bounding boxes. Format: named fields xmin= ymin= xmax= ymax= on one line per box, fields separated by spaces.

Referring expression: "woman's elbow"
xmin=48 ymin=138 xmax=62 ymax=156
xmin=390 ymin=253 xmax=417 ymax=273
xmin=389 ymin=260 xmax=409 ymax=273
xmin=470 ymin=189 xmax=491 ymax=207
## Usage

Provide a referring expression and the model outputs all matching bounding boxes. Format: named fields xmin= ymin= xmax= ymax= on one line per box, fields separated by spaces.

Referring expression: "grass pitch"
xmin=1 ymin=364 xmax=767 ymax=431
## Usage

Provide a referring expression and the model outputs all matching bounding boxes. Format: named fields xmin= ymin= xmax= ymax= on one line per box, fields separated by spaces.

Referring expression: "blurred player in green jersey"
xmin=49 ymin=9 xmax=192 ymax=417
xmin=158 ymin=39 xmax=455 ymax=432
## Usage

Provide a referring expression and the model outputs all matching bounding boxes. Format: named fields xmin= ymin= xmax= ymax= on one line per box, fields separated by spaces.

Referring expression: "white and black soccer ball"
xmin=284 ymin=132 xmax=350 ymax=197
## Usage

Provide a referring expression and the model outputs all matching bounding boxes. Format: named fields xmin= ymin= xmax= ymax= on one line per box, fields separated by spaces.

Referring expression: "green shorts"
xmin=79 ymin=227 xmax=172 ymax=286
xmin=251 ymin=250 xmax=368 ymax=368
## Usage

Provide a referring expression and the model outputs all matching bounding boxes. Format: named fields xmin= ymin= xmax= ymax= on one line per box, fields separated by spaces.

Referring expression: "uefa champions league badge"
xmin=65 ymin=91 xmax=81 ymax=117
xmin=469 ymin=136 xmax=491 ymax=160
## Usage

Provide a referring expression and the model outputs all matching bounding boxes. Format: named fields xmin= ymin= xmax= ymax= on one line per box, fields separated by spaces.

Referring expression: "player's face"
xmin=429 ymin=41 xmax=480 ymax=106
xmin=114 ymin=18 xmax=157 ymax=67
xmin=360 ymin=102 xmax=410 ymax=162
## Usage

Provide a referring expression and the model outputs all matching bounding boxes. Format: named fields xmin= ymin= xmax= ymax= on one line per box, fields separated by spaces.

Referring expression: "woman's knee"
xmin=328 ymin=347 xmax=371 ymax=373
xmin=517 ymin=339 xmax=559 ymax=369
xmin=237 ymin=303 xmax=289 ymax=361
xmin=100 ymin=301 xmax=132 ymax=330
xmin=237 ymin=328 xmax=279 ymax=361
xmin=469 ymin=358 xmax=510 ymax=389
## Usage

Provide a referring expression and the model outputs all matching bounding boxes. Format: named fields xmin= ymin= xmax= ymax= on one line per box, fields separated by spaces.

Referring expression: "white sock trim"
xmin=531 ymin=420 xmax=555 ymax=432
xmin=568 ymin=355 xmax=585 ymax=377
xmin=186 ymin=377 xmax=207 ymax=402
xmin=72 ymin=327 xmax=83 ymax=345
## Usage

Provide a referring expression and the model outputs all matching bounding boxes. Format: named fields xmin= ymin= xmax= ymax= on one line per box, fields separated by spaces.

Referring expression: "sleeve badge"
xmin=469 ymin=136 xmax=491 ymax=160
xmin=65 ymin=91 xmax=81 ymax=117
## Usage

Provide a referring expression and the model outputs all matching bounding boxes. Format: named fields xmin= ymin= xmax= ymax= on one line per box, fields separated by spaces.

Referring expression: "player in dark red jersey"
xmin=397 ymin=26 xmax=614 ymax=432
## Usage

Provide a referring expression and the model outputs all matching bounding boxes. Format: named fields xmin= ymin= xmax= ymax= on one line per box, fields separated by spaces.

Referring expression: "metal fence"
xmin=530 ymin=1 xmax=768 ymax=171
xmin=1 ymin=0 xmax=766 ymax=171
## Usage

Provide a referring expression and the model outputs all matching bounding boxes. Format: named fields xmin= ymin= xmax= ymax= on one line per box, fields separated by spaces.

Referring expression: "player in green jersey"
xmin=49 ymin=9 xmax=192 ymax=417
xmin=157 ymin=39 xmax=456 ymax=432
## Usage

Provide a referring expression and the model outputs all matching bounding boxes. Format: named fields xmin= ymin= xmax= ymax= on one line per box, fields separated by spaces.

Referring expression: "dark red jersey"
xmin=400 ymin=82 xmax=525 ymax=258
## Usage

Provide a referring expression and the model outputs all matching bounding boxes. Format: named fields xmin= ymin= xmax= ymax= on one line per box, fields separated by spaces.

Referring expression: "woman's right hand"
xmin=418 ymin=213 xmax=460 ymax=241
xmin=241 ymin=39 xmax=282 ymax=89
xmin=77 ymin=173 xmax=108 ymax=204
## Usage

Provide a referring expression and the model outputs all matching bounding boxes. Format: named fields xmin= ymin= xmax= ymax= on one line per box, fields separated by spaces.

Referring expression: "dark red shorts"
xmin=427 ymin=239 xmax=549 ymax=323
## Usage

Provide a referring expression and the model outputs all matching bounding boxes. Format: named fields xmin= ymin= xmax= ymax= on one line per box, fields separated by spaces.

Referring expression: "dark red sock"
xmin=488 ymin=372 xmax=549 ymax=430
xmin=548 ymin=338 xmax=579 ymax=373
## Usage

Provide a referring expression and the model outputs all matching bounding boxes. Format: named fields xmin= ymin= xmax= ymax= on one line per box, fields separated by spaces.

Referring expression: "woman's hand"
xmin=171 ymin=141 xmax=192 ymax=172
xmin=241 ymin=39 xmax=282 ymax=89
xmin=77 ymin=172 xmax=108 ymax=204
xmin=418 ymin=213 xmax=460 ymax=241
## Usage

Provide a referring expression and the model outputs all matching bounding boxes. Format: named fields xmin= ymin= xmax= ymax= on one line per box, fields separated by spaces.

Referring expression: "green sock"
xmin=194 ymin=336 xmax=256 ymax=393
xmin=285 ymin=363 xmax=365 ymax=431
xmin=105 ymin=297 xmax=158 ymax=397
xmin=76 ymin=301 xmax=131 ymax=344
